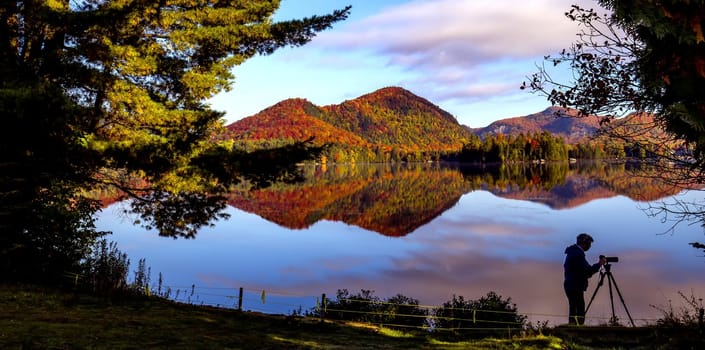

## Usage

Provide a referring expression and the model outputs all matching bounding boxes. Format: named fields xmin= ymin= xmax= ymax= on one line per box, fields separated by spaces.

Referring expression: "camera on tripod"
xmin=588 ymin=254 xmax=634 ymax=326
xmin=600 ymin=255 xmax=619 ymax=263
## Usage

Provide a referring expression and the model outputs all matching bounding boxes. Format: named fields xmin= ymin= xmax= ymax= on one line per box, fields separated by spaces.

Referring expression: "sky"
xmin=208 ymin=0 xmax=601 ymax=128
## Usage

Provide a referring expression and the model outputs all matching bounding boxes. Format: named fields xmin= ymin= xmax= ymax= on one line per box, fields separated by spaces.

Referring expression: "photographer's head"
xmin=576 ymin=233 xmax=594 ymax=251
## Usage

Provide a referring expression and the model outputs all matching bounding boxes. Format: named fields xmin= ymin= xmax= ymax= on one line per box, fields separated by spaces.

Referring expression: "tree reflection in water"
xmin=226 ymin=161 xmax=692 ymax=237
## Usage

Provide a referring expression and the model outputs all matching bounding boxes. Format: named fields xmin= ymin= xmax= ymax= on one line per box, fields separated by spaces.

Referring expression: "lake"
xmin=97 ymin=162 xmax=705 ymax=326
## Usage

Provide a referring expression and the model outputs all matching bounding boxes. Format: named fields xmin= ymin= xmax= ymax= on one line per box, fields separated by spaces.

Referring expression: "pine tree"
xmin=0 ymin=0 xmax=349 ymax=280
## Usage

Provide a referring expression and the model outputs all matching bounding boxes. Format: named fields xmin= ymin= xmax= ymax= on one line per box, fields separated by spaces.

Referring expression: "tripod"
xmin=585 ymin=263 xmax=635 ymax=327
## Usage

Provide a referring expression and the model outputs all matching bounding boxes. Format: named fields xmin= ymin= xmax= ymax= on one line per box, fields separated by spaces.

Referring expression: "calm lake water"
xmin=97 ymin=162 xmax=705 ymax=326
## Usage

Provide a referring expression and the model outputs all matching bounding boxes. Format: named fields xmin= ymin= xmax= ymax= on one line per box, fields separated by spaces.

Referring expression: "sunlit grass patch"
xmin=342 ymin=320 xmax=378 ymax=330
xmin=426 ymin=335 xmax=568 ymax=350
xmin=427 ymin=338 xmax=471 ymax=346
xmin=270 ymin=335 xmax=320 ymax=348
xmin=342 ymin=320 xmax=419 ymax=338
xmin=378 ymin=327 xmax=416 ymax=338
xmin=511 ymin=335 xmax=566 ymax=349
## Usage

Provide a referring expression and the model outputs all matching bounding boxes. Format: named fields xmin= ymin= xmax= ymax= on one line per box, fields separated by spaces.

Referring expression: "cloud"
xmin=309 ymin=0 xmax=594 ymax=109
xmin=318 ymin=0 xmax=583 ymax=65
xmin=436 ymin=82 xmax=520 ymax=100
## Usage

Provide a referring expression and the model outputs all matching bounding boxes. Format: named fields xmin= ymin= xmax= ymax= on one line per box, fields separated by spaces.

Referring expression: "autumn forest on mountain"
xmin=225 ymin=87 xmax=673 ymax=164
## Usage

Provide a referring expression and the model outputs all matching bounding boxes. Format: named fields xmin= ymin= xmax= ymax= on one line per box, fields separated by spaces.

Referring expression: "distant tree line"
xmin=454 ymin=131 xmax=568 ymax=163
xmin=453 ymin=131 xmax=662 ymax=164
xmin=231 ymin=128 xmax=673 ymax=166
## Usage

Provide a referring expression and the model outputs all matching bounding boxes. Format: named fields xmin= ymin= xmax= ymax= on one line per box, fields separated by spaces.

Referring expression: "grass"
xmin=1 ymin=284 xmax=702 ymax=349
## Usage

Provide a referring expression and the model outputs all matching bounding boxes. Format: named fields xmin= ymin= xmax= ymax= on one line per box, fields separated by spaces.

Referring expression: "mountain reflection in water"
xmin=226 ymin=162 xmax=687 ymax=236
xmin=101 ymin=162 xmax=704 ymax=326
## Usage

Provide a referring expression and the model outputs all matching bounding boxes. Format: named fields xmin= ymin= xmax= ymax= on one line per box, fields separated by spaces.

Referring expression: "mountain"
xmin=469 ymin=106 xmax=604 ymax=144
xmin=225 ymin=98 xmax=371 ymax=147
xmin=225 ymin=87 xmax=474 ymax=158
xmin=225 ymin=86 xmax=667 ymax=158
xmin=470 ymin=107 xmax=670 ymax=147
xmin=319 ymin=87 xmax=470 ymax=151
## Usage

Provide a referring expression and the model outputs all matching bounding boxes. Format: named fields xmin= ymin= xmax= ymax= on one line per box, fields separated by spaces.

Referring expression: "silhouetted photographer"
xmin=563 ymin=233 xmax=605 ymax=325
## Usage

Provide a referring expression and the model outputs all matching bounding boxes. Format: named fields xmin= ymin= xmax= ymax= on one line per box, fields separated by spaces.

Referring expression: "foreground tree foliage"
xmin=525 ymin=1 xmax=705 ymax=178
xmin=0 ymin=0 xmax=349 ymax=282
xmin=524 ymin=0 xmax=705 ymax=250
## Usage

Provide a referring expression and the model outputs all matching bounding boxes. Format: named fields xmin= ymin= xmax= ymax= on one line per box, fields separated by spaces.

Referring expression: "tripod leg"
xmin=608 ymin=272 xmax=636 ymax=327
xmin=585 ymin=271 xmax=605 ymax=314
xmin=607 ymin=272 xmax=617 ymax=325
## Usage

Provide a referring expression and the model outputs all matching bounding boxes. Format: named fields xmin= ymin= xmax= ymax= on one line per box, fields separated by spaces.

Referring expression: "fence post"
xmin=238 ymin=287 xmax=243 ymax=311
xmin=320 ymin=293 xmax=326 ymax=322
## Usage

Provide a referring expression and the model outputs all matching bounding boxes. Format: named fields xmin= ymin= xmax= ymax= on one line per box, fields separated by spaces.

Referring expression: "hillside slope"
xmin=225 ymin=87 xmax=473 ymax=158
xmin=469 ymin=106 xmax=603 ymax=144
xmin=320 ymin=87 xmax=472 ymax=152
xmin=471 ymin=106 xmax=667 ymax=146
xmin=226 ymin=98 xmax=370 ymax=147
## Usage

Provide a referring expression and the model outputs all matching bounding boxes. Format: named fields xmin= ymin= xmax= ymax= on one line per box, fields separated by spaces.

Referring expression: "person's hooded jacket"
xmin=563 ymin=244 xmax=601 ymax=291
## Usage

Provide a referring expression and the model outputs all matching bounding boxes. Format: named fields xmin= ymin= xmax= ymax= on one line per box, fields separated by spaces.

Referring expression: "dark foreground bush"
xmin=308 ymin=289 xmax=428 ymax=329
xmin=72 ymin=238 xmax=164 ymax=301
xmin=651 ymin=290 xmax=704 ymax=329
xmin=433 ymin=291 xmax=527 ymax=337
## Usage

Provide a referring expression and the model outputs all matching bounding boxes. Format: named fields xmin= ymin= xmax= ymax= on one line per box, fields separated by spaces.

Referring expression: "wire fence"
xmin=62 ymin=272 xmax=705 ymax=332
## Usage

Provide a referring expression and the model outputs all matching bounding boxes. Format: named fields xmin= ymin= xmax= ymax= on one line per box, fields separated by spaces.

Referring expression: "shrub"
xmin=652 ymin=290 xmax=704 ymax=328
xmin=383 ymin=293 xmax=429 ymax=329
xmin=80 ymin=239 xmax=130 ymax=295
xmin=79 ymin=238 xmax=161 ymax=299
xmin=433 ymin=291 xmax=526 ymax=336
xmin=1 ymin=191 xmax=105 ymax=285
xmin=311 ymin=289 xmax=428 ymax=328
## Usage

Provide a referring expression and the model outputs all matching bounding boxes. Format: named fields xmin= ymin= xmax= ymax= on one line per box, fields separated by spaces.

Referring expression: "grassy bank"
xmin=1 ymin=284 xmax=702 ymax=349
